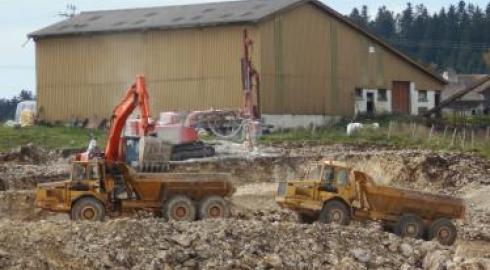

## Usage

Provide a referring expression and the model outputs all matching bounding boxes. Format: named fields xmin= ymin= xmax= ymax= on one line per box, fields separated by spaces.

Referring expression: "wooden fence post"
xmin=428 ymin=125 xmax=434 ymax=141
xmin=462 ymin=128 xmax=466 ymax=149
xmin=411 ymin=122 xmax=416 ymax=137
xmin=471 ymin=129 xmax=475 ymax=148
xmin=388 ymin=121 xmax=393 ymax=139
xmin=451 ymin=128 xmax=457 ymax=147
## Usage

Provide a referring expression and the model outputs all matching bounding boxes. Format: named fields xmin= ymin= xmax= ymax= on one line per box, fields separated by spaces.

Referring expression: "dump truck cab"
xmin=276 ymin=160 xmax=466 ymax=246
xmin=276 ymin=161 xmax=356 ymax=219
xmin=36 ymin=160 xmax=112 ymax=216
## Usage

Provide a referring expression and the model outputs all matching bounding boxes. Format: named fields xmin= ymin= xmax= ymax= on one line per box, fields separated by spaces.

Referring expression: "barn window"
xmin=418 ymin=90 xmax=428 ymax=102
xmin=378 ymin=89 xmax=387 ymax=101
xmin=355 ymin=88 xmax=363 ymax=99
xmin=418 ymin=107 xmax=428 ymax=114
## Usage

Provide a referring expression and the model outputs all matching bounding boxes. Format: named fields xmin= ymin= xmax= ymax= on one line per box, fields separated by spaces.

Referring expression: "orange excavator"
xmin=79 ymin=74 xmax=214 ymax=168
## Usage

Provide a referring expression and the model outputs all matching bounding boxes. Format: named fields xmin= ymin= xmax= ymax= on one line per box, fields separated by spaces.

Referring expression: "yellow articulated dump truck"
xmin=36 ymin=161 xmax=235 ymax=222
xmin=276 ymin=160 xmax=466 ymax=245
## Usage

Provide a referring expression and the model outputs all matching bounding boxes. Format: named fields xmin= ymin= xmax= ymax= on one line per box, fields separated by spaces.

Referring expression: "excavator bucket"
xmin=138 ymin=136 xmax=172 ymax=172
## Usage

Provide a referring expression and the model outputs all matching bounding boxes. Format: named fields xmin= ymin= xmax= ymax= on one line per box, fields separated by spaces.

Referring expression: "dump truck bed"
xmin=361 ymin=181 xmax=466 ymax=221
xmin=128 ymin=173 xmax=235 ymax=202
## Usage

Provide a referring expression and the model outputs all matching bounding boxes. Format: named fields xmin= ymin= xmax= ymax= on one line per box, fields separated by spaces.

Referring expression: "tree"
xmin=0 ymin=90 xmax=35 ymax=122
xmin=349 ymin=8 xmax=364 ymax=27
xmin=372 ymin=6 xmax=396 ymax=39
xmin=347 ymin=1 xmax=490 ymax=74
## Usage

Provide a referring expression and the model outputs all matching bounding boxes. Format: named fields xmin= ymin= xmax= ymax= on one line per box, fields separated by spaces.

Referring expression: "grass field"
xmin=260 ymin=124 xmax=490 ymax=158
xmin=0 ymin=125 xmax=106 ymax=152
xmin=3 ymin=118 xmax=490 ymax=159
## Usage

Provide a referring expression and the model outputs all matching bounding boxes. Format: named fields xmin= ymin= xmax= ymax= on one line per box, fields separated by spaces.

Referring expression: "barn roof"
xmin=29 ymin=0 xmax=446 ymax=84
xmin=29 ymin=0 xmax=303 ymax=38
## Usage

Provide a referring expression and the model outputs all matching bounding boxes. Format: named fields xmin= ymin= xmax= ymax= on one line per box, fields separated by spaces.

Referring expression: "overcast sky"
xmin=0 ymin=0 xmax=487 ymax=99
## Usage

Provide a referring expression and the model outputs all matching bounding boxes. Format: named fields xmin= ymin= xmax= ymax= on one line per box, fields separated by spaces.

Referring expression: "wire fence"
xmin=384 ymin=120 xmax=490 ymax=151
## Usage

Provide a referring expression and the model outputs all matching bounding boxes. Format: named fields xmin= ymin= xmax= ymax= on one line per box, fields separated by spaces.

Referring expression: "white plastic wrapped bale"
xmin=347 ymin=123 xmax=363 ymax=136
xmin=15 ymin=101 xmax=36 ymax=123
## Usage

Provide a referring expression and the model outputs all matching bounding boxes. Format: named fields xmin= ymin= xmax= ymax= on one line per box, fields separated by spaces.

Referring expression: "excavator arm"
xmin=105 ymin=75 xmax=153 ymax=163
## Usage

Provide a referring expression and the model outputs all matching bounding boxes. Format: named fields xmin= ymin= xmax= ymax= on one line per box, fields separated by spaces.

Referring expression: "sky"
xmin=0 ymin=0 xmax=488 ymax=99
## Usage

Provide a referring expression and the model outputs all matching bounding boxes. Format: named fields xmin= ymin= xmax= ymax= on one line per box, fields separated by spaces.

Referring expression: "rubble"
xmin=0 ymin=144 xmax=53 ymax=164
xmin=0 ymin=143 xmax=489 ymax=269
xmin=0 ymin=218 xmax=488 ymax=270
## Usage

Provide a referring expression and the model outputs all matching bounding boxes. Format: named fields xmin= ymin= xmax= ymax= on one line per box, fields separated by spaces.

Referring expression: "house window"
xmin=378 ymin=89 xmax=387 ymax=101
xmin=418 ymin=107 xmax=428 ymax=114
xmin=355 ymin=88 xmax=363 ymax=99
xmin=418 ymin=90 xmax=428 ymax=102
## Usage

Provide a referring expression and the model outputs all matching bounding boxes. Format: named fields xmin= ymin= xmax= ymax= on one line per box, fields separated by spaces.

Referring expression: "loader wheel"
xmin=428 ymin=218 xmax=457 ymax=246
xmin=164 ymin=195 xmax=196 ymax=222
xmin=199 ymin=196 xmax=230 ymax=219
xmin=319 ymin=200 xmax=351 ymax=225
xmin=395 ymin=214 xmax=425 ymax=239
xmin=71 ymin=197 xmax=105 ymax=222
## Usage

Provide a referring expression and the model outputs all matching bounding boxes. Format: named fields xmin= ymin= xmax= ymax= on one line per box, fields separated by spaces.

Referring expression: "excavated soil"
xmin=0 ymin=143 xmax=489 ymax=269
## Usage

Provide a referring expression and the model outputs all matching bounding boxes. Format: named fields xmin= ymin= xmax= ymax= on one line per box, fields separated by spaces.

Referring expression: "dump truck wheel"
xmin=71 ymin=197 xmax=105 ymax=222
xmin=199 ymin=196 xmax=230 ymax=219
xmin=428 ymin=218 xmax=457 ymax=246
xmin=395 ymin=214 xmax=425 ymax=239
xmin=164 ymin=195 xmax=196 ymax=222
xmin=319 ymin=200 xmax=351 ymax=225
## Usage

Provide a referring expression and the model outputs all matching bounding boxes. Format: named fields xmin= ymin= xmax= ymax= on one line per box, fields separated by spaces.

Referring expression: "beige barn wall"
xmin=259 ymin=3 xmax=445 ymax=116
xmin=36 ymin=25 xmax=259 ymax=121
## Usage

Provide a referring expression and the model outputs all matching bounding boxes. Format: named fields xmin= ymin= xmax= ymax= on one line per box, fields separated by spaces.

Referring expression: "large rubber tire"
xmin=394 ymin=214 xmax=425 ymax=239
xmin=164 ymin=195 xmax=197 ymax=222
xmin=71 ymin=197 xmax=106 ymax=222
xmin=319 ymin=200 xmax=351 ymax=225
xmin=199 ymin=196 xmax=230 ymax=219
xmin=428 ymin=218 xmax=457 ymax=246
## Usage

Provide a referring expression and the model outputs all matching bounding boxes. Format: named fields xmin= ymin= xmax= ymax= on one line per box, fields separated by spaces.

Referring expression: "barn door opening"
xmin=392 ymin=81 xmax=411 ymax=114
xmin=366 ymin=93 xmax=375 ymax=114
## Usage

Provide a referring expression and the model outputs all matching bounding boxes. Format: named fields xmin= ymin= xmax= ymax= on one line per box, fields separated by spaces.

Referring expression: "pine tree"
xmin=372 ymin=6 xmax=396 ymax=39
xmin=347 ymin=1 xmax=490 ymax=74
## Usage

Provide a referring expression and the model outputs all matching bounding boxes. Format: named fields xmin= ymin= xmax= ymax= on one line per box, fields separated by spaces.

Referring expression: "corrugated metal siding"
xmin=259 ymin=3 xmax=445 ymax=115
xmin=36 ymin=2 xmax=445 ymax=120
xmin=36 ymin=25 xmax=259 ymax=121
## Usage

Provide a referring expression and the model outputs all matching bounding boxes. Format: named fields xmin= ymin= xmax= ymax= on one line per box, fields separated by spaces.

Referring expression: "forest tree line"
xmin=348 ymin=1 xmax=490 ymax=74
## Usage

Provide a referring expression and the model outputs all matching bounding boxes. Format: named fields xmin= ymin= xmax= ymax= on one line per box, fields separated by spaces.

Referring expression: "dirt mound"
xmin=0 ymin=218 xmax=488 ymax=270
xmin=0 ymin=191 xmax=59 ymax=221
xmin=0 ymin=144 xmax=53 ymax=164
xmin=0 ymin=163 xmax=68 ymax=190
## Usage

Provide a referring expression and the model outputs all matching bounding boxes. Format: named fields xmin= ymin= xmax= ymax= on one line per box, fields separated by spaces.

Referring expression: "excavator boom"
xmin=105 ymin=75 xmax=152 ymax=163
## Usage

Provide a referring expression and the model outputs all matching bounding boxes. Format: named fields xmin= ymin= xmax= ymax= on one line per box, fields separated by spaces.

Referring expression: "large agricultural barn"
xmin=29 ymin=0 xmax=446 ymax=128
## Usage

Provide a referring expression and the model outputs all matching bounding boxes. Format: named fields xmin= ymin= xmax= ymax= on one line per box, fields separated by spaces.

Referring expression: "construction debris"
xmin=0 ymin=142 xmax=488 ymax=269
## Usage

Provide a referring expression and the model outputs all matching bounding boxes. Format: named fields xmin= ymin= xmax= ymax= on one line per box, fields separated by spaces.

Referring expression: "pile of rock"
xmin=0 ymin=163 xmax=68 ymax=190
xmin=0 ymin=144 xmax=51 ymax=164
xmin=0 ymin=218 xmax=488 ymax=270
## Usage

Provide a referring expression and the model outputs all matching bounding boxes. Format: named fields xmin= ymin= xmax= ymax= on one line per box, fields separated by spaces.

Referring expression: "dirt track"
xmin=0 ymin=144 xmax=489 ymax=269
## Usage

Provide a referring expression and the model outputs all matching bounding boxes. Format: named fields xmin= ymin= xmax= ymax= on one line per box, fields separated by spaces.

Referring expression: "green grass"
xmin=0 ymin=125 xmax=107 ymax=152
xmin=261 ymin=125 xmax=490 ymax=158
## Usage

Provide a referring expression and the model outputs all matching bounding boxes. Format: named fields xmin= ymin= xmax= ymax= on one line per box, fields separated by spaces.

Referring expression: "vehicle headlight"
xmin=277 ymin=182 xmax=288 ymax=196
